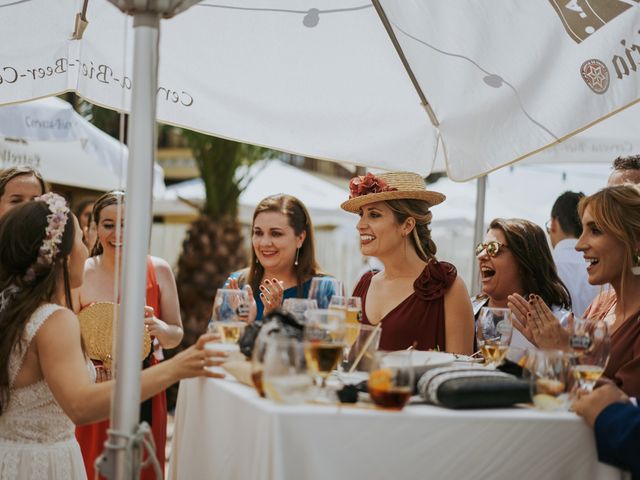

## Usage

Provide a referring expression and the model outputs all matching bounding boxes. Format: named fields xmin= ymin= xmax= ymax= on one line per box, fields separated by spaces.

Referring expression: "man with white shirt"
xmin=547 ymin=191 xmax=599 ymax=317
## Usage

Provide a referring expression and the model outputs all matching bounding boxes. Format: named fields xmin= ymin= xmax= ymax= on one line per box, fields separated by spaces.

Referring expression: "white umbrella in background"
xmin=0 ymin=97 xmax=166 ymax=195
xmin=2 ymin=2 xmax=639 ymax=477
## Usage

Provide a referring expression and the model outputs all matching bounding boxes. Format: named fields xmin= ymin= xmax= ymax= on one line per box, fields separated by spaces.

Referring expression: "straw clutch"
xmin=78 ymin=302 xmax=152 ymax=369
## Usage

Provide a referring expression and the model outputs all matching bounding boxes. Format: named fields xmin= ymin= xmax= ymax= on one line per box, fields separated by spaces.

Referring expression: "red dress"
xmin=352 ymin=260 xmax=457 ymax=351
xmin=76 ymin=257 xmax=167 ymax=479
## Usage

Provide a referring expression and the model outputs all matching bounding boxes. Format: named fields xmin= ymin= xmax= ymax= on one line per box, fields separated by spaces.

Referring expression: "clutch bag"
xmin=77 ymin=301 xmax=152 ymax=369
xmin=418 ymin=364 xmax=531 ymax=409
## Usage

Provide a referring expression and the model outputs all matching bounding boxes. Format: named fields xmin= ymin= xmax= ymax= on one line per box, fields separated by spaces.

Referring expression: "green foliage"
xmin=181 ymin=130 xmax=276 ymax=220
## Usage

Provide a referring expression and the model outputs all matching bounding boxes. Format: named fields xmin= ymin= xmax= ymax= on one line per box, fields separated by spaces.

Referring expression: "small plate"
xmin=382 ymin=350 xmax=455 ymax=378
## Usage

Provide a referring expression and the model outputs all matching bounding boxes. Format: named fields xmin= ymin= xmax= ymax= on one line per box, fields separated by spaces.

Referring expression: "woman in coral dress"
xmin=74 ymin=191 xmax=184 ymax=479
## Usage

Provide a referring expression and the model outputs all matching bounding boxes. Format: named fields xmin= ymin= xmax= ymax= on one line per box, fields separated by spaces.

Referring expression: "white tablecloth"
xmin=168 ymin=377 xmax=625 ymax=480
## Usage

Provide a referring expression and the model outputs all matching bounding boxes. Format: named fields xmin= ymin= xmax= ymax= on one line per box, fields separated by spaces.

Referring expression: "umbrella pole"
xmin=471 ymin=175 xmax=487 ymax=296
xmin=101 ymin=12 xmax=160 ymax=480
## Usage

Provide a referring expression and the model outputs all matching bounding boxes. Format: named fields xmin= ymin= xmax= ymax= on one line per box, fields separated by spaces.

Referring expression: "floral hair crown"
xmin=348 ymin=172 xmax=397 ymax=198
xmin=24 ymin=192 xmax=70 ymax=283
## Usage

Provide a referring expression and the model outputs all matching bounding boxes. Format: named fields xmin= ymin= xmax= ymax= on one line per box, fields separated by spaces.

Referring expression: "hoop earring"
xmin=294 ymin=247 xmax=300 ymax=266
xmin=632 ymin=252 xmax=640 ymax=276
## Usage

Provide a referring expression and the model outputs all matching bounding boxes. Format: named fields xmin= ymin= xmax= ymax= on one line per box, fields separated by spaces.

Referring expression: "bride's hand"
xmin=170 ymin=333 xmax=227 ymax=379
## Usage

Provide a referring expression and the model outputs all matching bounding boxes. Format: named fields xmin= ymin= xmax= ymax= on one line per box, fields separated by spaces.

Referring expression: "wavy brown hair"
xmin=0 ymin=199 xmax=75 ymax=414
xmin=90 ymin=190 xmax=125 ymax=256
xmin=489 ymin=218 xmax=570 ymax=308
xmin=244 ymin=194 xmax=321 ymax=296
xmin=385 ymin=198 xmax=437 ymax=262
xmin=578 ymin=185 xmax=640 ymax=309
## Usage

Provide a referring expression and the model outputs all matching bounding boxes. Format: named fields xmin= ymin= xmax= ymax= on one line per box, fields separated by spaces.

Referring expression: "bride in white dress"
xmin=0 ymin=193 xmax=225 ymax=479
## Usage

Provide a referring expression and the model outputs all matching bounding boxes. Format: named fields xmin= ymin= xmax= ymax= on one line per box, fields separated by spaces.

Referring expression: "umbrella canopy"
xmin=0 ymin=137 xmax=120 ymax=190
xmin=1 ymin=1 xmax=639 ymax=179
xmin=0 ymin=97 xmax=166 ymax=194
xmin=156 ymin=160 xmax=353 ymax=226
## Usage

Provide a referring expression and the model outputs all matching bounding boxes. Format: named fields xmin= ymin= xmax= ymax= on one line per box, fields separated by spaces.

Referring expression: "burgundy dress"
xmin=352 ymin=261 xmax=457 ymax=351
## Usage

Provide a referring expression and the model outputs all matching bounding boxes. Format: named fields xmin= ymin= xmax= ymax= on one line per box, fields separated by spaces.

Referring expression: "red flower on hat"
xmin=348 ymin=173 xmax=397 ymax=199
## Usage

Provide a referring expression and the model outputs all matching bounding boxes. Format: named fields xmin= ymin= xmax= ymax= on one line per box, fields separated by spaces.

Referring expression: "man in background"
xmin=547 ymin=191 xmax=599 ymax=317
xmin=608 ymin=154 xmax=640 ymax=186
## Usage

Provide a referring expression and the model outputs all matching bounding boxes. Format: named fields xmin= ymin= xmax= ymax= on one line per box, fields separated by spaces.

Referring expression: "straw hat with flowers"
xmin=340 ymin=172 xmax=445 ymax=213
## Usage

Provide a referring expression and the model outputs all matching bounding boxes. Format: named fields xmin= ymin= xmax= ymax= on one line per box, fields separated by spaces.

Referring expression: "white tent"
xmin=0 ymin=97 xmax=165 ymax=194
xmin=156 ymin=160 xmax=352 ymax=227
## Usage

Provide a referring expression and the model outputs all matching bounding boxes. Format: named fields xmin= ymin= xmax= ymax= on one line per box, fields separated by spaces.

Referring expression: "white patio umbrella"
xmin=0 ymin=97 xmax=166 ymax=195
xmin=2 ymin=1 xmax=639 ymax=478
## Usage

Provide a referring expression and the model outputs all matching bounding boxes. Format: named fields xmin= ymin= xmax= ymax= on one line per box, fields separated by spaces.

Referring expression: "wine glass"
xmin=282 ymin=298 xmax=318 ymax=323
xmin=368 ymin=351 xmax=415 ymax=410
xmin=569 ymin=318 xmax=610 ymax=392
xmin=307 ymin=277 xmax=345 ymax=309
xmin=207 ymin=288 xmax=249 ymax=345
xmin=303 ymin=309 xmax=345 ymax=395
xmin=476 ymin=307 xmax=513 ymax=368
xmin=529 ymin=349 xmax=570 ymax=411
xmin=261 ymin=337 xmax=312 ymax=404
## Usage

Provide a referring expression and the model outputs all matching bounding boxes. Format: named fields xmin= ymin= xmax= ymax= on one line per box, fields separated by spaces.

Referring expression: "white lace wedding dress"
xmin=0 ymin=303 xmax=94 ymax=479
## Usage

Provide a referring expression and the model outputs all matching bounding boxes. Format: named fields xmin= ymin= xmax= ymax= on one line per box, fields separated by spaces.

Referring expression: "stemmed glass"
xmin=476 ymin=307 xmax=513 ymax=368
xmin=569 ymin=318 xmax=610 ymax=392
xmin=207 ymin=288 xmax=250 ymax=346
xmin=307 ymin=277 xmax=345 ymax=309
xmin=282 ymin=298 xmax=318 ymax=324
xmin=303 ymin=309 xmax=345 ymax=395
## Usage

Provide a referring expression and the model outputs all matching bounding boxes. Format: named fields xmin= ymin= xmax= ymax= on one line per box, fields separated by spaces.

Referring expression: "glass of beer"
xmin=328 ymin=296 xmax=362 ymax=365
xmin=303 ymin=309 xmax=345 ymax=394
xmin=368 ymin=351 xmax=414 ymax=410
xmin=207 ymin=288 xmax=249 ymax=344
xmin=476 ymin=307 xmax=513 ymax=367
xmin=570 ymin=318 xmax=610 ymax=392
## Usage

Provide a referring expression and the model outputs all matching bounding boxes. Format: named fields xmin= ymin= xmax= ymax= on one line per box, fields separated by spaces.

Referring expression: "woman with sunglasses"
xmin=475 ymin=219 xmax=571 ymax=336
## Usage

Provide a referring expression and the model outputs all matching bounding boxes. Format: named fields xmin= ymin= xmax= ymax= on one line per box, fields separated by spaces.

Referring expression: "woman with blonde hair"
xmin=509 ymin=184 xmax=640 ymax=396
xmin=343 ymin=172 xmax=474 ymax=354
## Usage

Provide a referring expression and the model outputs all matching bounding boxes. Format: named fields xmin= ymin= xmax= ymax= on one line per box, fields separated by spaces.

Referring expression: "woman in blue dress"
xmin=227 ymin=194 xmax=331 ymax=320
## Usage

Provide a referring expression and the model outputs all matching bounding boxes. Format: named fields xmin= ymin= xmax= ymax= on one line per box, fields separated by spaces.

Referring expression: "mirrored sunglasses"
xmin=475 ymin=241 xmax=508 ymax=257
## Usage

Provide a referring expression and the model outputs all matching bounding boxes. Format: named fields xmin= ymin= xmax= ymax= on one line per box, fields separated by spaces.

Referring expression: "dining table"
xmin=167 ymin=373 xmax=627 ymax=480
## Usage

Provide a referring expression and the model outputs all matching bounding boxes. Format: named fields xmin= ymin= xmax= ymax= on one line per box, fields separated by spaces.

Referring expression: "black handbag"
xmin=418 ymin=365 xmax=531 ymax=409
xmin=238 ymin=309 xmax=304 ymax=359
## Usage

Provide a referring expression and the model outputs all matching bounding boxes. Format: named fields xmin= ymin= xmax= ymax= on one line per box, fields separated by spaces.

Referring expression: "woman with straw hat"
xmin=342 ymin=172 xmax=474 ymax=353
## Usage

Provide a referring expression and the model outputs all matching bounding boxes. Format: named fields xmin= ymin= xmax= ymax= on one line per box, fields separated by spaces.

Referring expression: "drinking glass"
xmin=342 ymin=323 xmax=381 ymax=372
xmin=303 ymin=309 xmax=345 ymax=391
xmin=250 ymin=333 xmax=268 ymax=398
xmin=569 ymin=318 xmax=610 ymax=392
xmin=282 ymin=298 xmax=318 ymax=323
xmin=529 ymin=349 xmax=570 ymax=411
xmin=368 ymin=351 xmax=415 ymax=410
xmin=207 ymin=288 xmax=250 ymax=344
xmin=328 ymin=296 xmax=362 ymax=363
xmin=476 ymin=307 xmax=513 ymax=367
xmin=307 ymin=277 xmax=345 ymax=309
xmin=261 ymin=337 xmax=312 ymax=404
